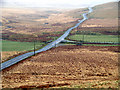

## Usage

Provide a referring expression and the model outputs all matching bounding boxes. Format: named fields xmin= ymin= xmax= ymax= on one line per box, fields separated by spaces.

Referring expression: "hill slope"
xmin=89 ymin=2 xmax=118 ymax=19
xmin=78 ymin=2 xmax=118 ymax=27
xmin=66 ymin=2 xmax=118 ymax=19
xmin=65 ymin=8 xmax=88 ymax=19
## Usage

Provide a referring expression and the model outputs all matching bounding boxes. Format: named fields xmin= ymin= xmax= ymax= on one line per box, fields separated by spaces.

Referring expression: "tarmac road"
xmin=0 ymin=7 xmax=93 ymax=70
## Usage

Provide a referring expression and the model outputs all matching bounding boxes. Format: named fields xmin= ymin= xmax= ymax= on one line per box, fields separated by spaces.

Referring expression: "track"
xmin=0 ymin=7 xmax=93 ymax=70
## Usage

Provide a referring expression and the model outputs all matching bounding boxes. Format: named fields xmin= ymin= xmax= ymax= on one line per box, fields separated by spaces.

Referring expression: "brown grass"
xmin=35 ymin=14 xmax=77 ymax=24
xmin=2 ymin=51 xmax=22 ymax=63
xmin=2 ymin=46 xmax=119 ymax=88
xmin=2 ymin=8 xmax=77 ymax=35
xmin=2 ymin=8 xmax=78 ymax=42
xmin=88 ymin=2 xmax=118 ymax=19
xmin=81 ymin=19 xmax=118 ymax=27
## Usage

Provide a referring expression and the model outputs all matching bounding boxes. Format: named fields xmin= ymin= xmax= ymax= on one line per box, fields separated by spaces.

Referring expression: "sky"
xmin=1 ymin=0 xmax=119 ymax=8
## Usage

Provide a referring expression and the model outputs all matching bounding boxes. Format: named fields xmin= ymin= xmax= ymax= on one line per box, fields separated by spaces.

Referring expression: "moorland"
xmin=2 ymin=1 xmax=119 ymax=89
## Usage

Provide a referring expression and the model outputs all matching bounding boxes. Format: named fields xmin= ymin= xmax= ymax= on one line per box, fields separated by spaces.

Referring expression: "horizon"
xmin=1 ymin=0 xmax=118 ymax=9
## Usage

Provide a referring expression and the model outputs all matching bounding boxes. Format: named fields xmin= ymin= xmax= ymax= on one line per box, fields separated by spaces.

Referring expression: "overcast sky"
xmin=1 ymin=0 xmax=119 ymax=8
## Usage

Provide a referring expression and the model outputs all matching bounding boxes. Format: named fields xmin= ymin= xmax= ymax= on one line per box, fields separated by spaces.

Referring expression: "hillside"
xmin=65 ymin=8 xmax=88 ymax=19
xmin=89 ymin=2 xmax=118 ymax=19
xmin=65 ymin=2 xmax=118 ymax=19
xmin=2 ymin=8 xmax=78 ymax=42
xmin=78 ymin=2 xmax=118 ymax=28
xmin=2 ymin=2 xmax=118 ymax=42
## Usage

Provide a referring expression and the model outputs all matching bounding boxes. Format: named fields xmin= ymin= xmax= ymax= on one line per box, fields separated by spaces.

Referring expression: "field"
xmin=2 ymin=40 xmax=44 ymax=62
xmin=68 ymin=34 xmax=118 ymax=43
xmin=2 ymin=40 xmax=44 ymax=51
xmin=2 ymin=45 xmax=119 ymax=88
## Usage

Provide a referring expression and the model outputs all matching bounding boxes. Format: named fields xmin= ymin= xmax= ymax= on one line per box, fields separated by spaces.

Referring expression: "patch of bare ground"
xmin=2 ymin=46 xmax=119 ymax=88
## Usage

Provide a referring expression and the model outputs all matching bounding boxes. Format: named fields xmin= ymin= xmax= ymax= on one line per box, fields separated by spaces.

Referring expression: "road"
xmin=0 ymin=7 xmax=93 ymax=70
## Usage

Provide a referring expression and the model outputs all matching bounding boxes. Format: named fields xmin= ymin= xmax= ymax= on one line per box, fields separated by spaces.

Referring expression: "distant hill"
xmin=88 ymin=2 xmax=118 ymax=19
xmin=65 ymin=8 xmax=88 ymax=19
xmin=66 ymin=2 xmax=118 ymax=19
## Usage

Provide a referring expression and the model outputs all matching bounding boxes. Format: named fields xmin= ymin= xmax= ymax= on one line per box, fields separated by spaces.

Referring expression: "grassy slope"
xmin=88 ymin=2 xmax=118 ymax=19
xmin=2 ymin=40 xmax=44 ymax=51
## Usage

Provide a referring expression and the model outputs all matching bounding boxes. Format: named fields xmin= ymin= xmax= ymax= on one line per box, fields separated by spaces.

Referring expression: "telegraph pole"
xmin=34 ymin=40 xmax=35 ymax=56
xmin=55 ymin=43 xmax=56 ymax=47
xmin=83 ymin=31 xmax=84 ymax=43
xmin=33 ymin=34 xmax=37 ymax=56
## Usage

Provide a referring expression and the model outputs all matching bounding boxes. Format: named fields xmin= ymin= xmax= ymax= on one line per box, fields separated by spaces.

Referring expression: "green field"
xmin=68 ymin=34 xmax=118 ymax=43
xmin=2 ymin=40 xmax=44 ymax=51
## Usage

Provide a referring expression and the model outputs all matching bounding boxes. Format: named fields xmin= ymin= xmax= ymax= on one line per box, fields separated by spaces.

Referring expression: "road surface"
xmin=0 ymin=7 xmax=93 ymax=70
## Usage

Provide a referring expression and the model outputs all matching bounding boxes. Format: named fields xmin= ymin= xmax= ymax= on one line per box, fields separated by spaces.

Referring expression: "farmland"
xmin=2 ymin=40 xmax=44 ymax=62
xmin=68 ymin=34 xmax=118 ymax=43
xmin=2 ymin=40 xmax=44 ymax=51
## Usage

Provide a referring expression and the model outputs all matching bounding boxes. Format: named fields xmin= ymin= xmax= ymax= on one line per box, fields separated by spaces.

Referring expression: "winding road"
xmin=0 ymin=7 xmax=93 ymax=70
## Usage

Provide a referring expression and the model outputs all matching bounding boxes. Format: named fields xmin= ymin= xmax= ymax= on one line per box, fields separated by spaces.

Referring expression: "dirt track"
xmin=2 ymin=45 xmax=119 ymax=88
